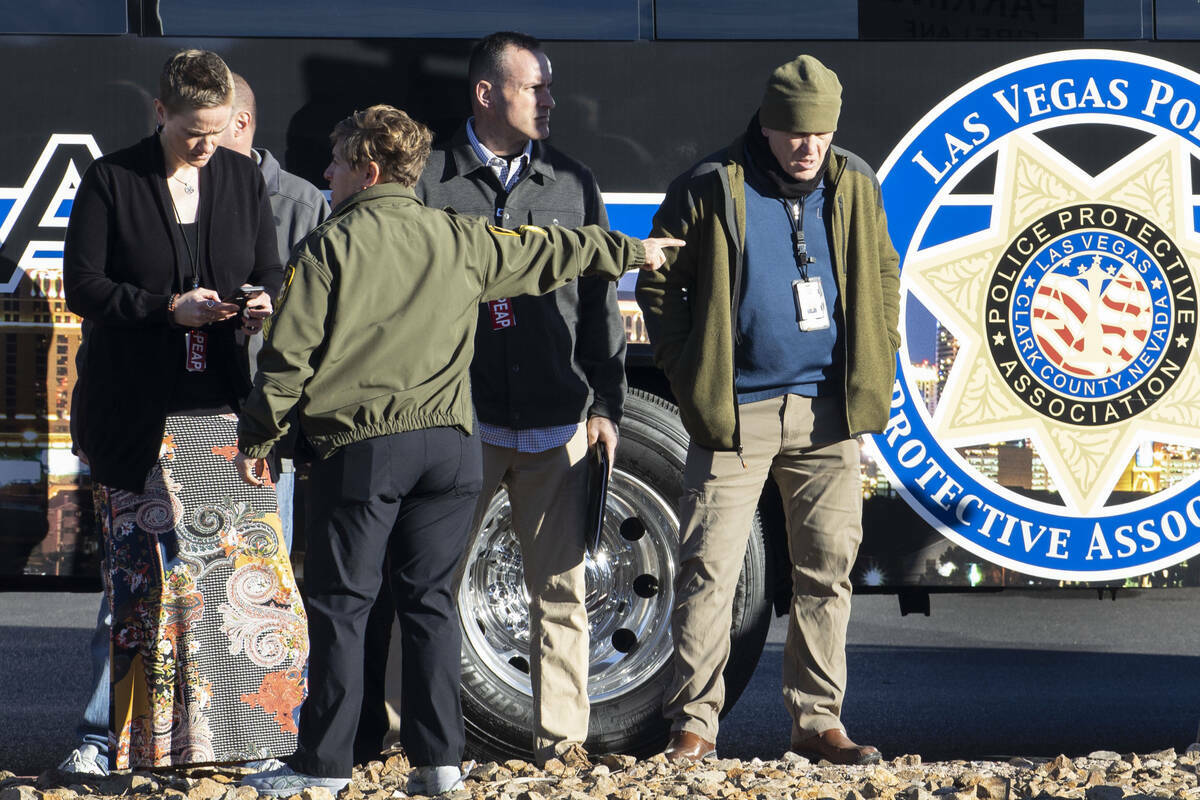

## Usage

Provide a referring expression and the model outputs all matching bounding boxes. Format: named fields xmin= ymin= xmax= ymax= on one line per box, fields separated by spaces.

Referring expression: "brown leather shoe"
xmin=663 ymin=731 xmax=717 ymax=762
xmin=791 ymin=728 xmax=881 ymax=765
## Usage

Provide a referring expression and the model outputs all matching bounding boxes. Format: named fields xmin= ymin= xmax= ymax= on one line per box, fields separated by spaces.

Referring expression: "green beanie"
xmin=759 ymin=55 xmax=842 ymax=133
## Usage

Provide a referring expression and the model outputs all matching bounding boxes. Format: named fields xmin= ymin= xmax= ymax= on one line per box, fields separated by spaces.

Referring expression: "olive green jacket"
xmin=238 ymin=184 xmax=646 ymax=459
xmin=635 ymin=137 xmax=900 ymax=451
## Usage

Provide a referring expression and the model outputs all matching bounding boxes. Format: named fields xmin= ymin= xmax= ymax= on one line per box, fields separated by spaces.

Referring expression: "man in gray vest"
xmin=415 ymin=31 xmax=624 ymax=767
xmin=220 ymin=71 xmax=329 ymax=551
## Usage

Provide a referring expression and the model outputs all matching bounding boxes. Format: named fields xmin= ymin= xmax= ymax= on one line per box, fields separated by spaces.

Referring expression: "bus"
xmin=3 ymin=0 xmax=1199 ymax=758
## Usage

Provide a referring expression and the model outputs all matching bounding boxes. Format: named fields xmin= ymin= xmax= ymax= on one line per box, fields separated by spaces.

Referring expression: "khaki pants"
xmin=466 ymin=424 xmax=591 ymax=763
xmin=664 ymin=394 xmax=863 ymax=744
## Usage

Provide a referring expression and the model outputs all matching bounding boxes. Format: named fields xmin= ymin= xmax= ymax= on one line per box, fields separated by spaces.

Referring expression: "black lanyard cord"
xmin=167 ymin=184 xmax=200 ymax=290
xmin=781 ymin=196 xmax=812 ymax=280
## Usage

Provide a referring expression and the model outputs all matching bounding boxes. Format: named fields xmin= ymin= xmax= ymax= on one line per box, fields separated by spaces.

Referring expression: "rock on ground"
xmin=2 ymin=748 xmax=1198 ymax=800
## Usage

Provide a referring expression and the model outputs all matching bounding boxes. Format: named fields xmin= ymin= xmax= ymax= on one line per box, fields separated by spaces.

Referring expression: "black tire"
xmin=458 ymin=389 xmax=773 ymax=761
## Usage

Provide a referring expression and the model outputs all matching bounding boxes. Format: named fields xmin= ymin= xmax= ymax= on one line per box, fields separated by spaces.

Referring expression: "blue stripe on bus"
xmin=606 ymin=202 xmax=659 ymax=295
xmin=606 ymin=203 xmax=656 ymax=239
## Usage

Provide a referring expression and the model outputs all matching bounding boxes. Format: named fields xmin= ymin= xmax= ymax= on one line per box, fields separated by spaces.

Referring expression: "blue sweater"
xmin=735 ymin=163 xmax=842 ymax=403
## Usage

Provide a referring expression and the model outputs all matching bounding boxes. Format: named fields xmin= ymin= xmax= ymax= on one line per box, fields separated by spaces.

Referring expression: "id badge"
xmin=185 ymin=329 xmax=208 ymax=373
xmin=793 ymin=277 xmax=830 ymax=331
xmin=488 ymin=297 xmax=517 ymax=330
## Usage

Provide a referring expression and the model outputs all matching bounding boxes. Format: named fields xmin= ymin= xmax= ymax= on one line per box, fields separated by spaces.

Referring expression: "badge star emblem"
xmin=902 ymin=133 xmax=1200 ymax=513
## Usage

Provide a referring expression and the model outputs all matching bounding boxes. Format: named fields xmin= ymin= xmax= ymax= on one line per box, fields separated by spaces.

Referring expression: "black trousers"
xmin=289 ymin=427 xmax=482 ymax=778
xmin=353 ymin=575 xmax=396 ymax=764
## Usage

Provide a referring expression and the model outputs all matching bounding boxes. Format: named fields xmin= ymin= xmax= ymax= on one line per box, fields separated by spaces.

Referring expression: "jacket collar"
xmin=447 ymin=124 xmax=556 ymax=184
xmin=724 ymin=128 xmax=847 ymax=192
xmin=825 ymin=146 xmax=847 ymax=188
xmin=331 ymin=182 xmax=419 ymax=215
xmin=134 ymin=132 xmax=169 ymax=178
xmin=255 ymin=147 xmax=281 ymax=195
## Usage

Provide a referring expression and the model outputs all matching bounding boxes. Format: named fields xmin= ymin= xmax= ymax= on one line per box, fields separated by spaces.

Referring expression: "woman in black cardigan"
xmin=63 ymin=49 xmax=308 ymax=770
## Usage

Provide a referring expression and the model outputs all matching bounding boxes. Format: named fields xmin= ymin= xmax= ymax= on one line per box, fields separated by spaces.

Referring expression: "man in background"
xmin=220 ymin=71 xmax=330 ymax=551
xmin=414 ymin=31 xmax=625 ymax=767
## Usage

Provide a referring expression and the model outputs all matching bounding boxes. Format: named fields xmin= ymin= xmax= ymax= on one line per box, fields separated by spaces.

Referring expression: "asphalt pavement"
xmin=718 ymin=587 xmax=1200 ymax=761
xmin=3 ymin=587 xmax=1198 ymax=776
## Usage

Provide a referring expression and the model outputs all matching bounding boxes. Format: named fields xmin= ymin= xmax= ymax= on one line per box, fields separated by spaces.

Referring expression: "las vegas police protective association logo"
xmin=874 ymin=50 xmax=1200 ymax=580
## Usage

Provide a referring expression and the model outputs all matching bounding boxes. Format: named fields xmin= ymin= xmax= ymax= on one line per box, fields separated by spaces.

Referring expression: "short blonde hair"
xmin=159 ymin=49 xmax=234 ymax=114
xmin=331 ymin=105 xmax=432 ymax=188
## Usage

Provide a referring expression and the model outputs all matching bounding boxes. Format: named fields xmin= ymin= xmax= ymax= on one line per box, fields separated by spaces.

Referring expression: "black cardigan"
xmin=64 ymin=134 xmax=283 ymax=491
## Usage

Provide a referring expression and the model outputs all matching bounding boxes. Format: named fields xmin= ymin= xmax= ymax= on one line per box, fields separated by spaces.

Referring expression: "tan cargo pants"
xmin=466 ymin=424 xmax=591 ymax=764
xmin=664 ymin=394 xmax=863 ymax=744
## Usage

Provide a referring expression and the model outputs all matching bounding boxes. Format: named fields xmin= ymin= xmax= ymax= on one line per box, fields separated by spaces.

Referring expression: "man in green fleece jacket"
xmin=636 ymin=56 xmax=900 ymax=765
xmin=234 ymin=105 xmax=680 ymax=799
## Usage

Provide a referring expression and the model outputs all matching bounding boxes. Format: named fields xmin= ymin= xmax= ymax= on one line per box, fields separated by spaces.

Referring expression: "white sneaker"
xmin=242 ymin=764 xmax=350 ymax=797
xmin=56 ymin=744 xmax=109 ymax=776
xmin=403 ymin=765 xmax=464 ymax=796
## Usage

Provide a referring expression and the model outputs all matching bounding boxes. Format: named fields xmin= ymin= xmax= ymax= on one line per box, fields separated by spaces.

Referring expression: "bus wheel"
xmin=457 ymin=389 xmax=773 ymax=760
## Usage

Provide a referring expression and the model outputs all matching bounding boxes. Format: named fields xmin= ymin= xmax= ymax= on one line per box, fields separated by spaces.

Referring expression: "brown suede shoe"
xmin=663 ymin=731 xmax=717 ymax=762
xmin=791 ymin=728 xmax=881 ymax=765
xmin=557 ymin=743 xmax=591 ymax=770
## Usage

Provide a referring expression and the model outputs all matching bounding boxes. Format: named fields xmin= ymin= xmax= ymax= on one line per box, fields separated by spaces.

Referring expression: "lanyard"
xmin=167 ymin=180 xmax=200 ymax=290
xmin=167 ymin=180 xmax=209 ymax=373
xmin=782 ymin=196 xmax=814 ymax=281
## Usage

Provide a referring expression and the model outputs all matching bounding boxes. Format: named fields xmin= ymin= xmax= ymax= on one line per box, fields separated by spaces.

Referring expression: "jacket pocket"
xmin=530 ymin=208 xmax=584 ymax=229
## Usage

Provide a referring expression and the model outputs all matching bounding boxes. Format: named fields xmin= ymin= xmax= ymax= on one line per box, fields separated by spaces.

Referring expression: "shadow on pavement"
xmin=718 ymin=643 xmax=1200 ymax=762
xmin=7 ymin=622 xmax=1200 ymax=775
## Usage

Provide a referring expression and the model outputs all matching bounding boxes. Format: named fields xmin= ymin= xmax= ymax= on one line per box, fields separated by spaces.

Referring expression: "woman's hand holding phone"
xmin=236 ymin=285 xmax=272 ymax=334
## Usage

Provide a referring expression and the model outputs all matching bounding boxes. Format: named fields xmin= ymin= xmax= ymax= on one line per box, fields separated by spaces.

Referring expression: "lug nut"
xmin=612 ymin=628 xmax=637 ymax=653
xmin=633 ymin=574 xmax=659 ymax=598
xmin=620 ymin=517 xmax=646 ymax=541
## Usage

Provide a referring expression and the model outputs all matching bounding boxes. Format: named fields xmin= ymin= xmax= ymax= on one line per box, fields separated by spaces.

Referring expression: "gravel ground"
xmin=4 ymin=746 xmax=1200 ymax=800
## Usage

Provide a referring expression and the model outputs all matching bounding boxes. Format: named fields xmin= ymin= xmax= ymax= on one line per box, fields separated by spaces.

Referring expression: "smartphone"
xmin=225 ymin=284 xmax=265 ymax=309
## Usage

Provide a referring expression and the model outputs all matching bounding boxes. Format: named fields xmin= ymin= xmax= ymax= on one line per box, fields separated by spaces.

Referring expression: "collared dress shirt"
xmin=466 ymin=119 xmax=577 ymax=453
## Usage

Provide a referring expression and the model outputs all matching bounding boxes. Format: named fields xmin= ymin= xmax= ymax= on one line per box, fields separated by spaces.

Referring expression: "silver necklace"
xmin=170 ymin=173 xmax=196 ymax=195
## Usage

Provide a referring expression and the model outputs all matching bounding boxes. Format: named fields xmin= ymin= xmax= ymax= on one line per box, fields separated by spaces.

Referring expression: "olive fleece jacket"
xmin=237 ymin=184 xmax=646 ymax=459
xmin=636 ymin=136 xmax=900 ymax=451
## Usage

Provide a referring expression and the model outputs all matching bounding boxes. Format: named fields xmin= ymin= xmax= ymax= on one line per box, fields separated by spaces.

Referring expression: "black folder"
xmin=585 ymin=444 xmax=610 ymax=554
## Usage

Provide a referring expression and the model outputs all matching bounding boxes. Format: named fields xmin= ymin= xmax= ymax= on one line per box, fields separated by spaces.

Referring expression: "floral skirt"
xmin=99 ymin=414 xmax=309 ymax=769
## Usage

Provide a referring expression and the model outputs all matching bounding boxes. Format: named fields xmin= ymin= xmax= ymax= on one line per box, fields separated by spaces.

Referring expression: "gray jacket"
xmin=416 ymin=126 xmax=626 ymax=428
xmin=250 ymin=148 xmax=329 ymax=463
xmin=256 ymin=148 xmax=330 ymax=263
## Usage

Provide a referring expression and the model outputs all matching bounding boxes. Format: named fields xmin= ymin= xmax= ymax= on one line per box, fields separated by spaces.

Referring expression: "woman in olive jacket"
xmin=237 ymin=105 xmax=679 ymax=798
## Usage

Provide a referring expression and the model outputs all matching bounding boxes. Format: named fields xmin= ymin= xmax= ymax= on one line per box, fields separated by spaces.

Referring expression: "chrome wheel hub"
xmin=458 ymin=469 xmax=678 ymax=702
